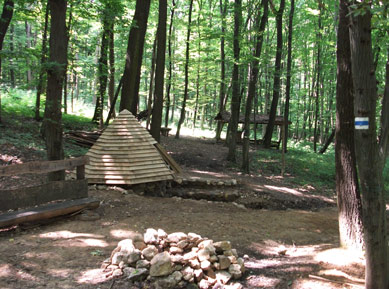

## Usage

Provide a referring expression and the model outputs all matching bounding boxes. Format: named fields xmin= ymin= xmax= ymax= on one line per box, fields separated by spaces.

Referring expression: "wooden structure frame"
xmin=0 ymin=156 xmax=99 ymax=227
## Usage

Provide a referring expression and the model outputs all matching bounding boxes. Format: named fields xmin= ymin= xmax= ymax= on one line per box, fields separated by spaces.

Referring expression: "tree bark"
xmin=108 ymin=20 xmax=115 ymax=119
xmin=348 ymin=3 xmax=388 ymax=288
xmin=120 ymin=0 xmax=151 ymax=114
xmin=263 ymin=0 xmax=285 ymax=148
xmin=146 ymin=38 xmax=157 ymax=130
xmin=43 ymin=0 xmax=67 ymax=181
xmin=150 ymin=0 xmax=167 ymax=142
xmin=282 ymin=0 xmax=294 ymax=154
xmin=226 ymin=0 xmax=242 ymax=162
xmin=242 ymin=0 xmax=268 ymax=173
xmin=336 ymin=0 xmax=364 ymax=251
xmin=0 ymin=0 xmax=14 ymax=123
xmin=313 ymin=1 xmax=322 ymax=152
xmin=35 ymin=1 xmax=50 ymax=121
xmin=175 ymin=0 xmax=194 ymax=139
xmin=164 ymin=0 xmax=176 ymax=128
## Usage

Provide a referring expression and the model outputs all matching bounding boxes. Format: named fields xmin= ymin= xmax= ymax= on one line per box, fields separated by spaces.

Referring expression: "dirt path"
xmin=0 ymin=136 xmax=366 ymax=288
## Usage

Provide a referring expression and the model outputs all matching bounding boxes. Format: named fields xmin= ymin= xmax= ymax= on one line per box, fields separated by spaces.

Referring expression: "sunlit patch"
xmin=292 ymin=278 xmax=346 ymax=289
xmin=0 ymin=264 xmax=13 ymax=278
xmin=24 ymin=252 xmax=55 ymax=259
xmin=318 ymin=269 xmax=365 ymax=285
xmin=245 ymin=274 xmax=280 ymax=287
xmin=47 ymin=268 xmax=72 ymax=278
xmin=39 ymin=230 xmax=105 ymax=240
xmin=77 ymin=269 xmax=108 ymax=284
xmin=264 ymin=185 xmax=304 ymax=196
xmin=110 ymin=229 xmax=138 ymax=239
xmin=314 ymin=248 xmax=365 ymax=267
xmin=52 ymin=238 xmax=108 ymax=248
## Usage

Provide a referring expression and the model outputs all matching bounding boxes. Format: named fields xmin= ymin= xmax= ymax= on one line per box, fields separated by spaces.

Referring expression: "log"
xmin=0 ymin=156 xmax=89 ymax=176
xmin=0 ymin=197 xmax=100 ymax=228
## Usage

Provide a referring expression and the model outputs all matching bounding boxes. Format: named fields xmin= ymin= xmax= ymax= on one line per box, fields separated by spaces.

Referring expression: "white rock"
xmin=215 ymin=270 xmax=231 ymax=284
xmin=181 ymin=265 xmax=194 ymax=281
xmin=188 ymin=258 xmax=200 ymax=269
xmin=167 ymin=232 xmax=188 ymax=243
xmin=200 ymin=260 xmax=211 ymax=270
xmin=228 ymin=264 xmax=242 ymax=279
xmin=169 ymin=246 xmax=183 ymax=254
xmin=142 ymin=245 xmax=159 ymax=261
xmin=117 ymin=239 xmax=135 ymax=254
xmin=158 ymin=229 xmax=168 ymax=239
xmin=144 ymin=228 xmax=158 ymax=244
xmin=188 ymin=232 xmax=202 ymax=243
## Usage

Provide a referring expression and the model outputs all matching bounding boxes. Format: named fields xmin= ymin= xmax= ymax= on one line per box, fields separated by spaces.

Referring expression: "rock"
xmin=215 ymin=270 xmax=231 ymax=284
xmin=129 ymin=232 xmax=145 ymax=243
xmin=158 ymin=229 xmax=168 ymax=239
xmin=117 ymin=239 xmax=136 ymax=254
xmin=111 ymin=252 xmax=125 ymax=265
xmin=136 ymin=259 xmax=150 ymax=269
xmin=231 ymin=179 xmax=237 ymax=185
xmin=218 ymin=255 xmax=231 ymax=270
xmin=172 ymin=271 xmax=183 ymax=283
xmin=177 ymin=240 xmax=189 ymax=249
xmin=209 ymin=255 xmax=218 ymax=263
xmin=134 ymin=241 xmax=147 ymax=250
xmin=188 ymin=233 xmax=202 ymax=243
xmin=181 ymin=266 xmax=194 ymax=281
xmin=118 ymin=261 xmax=126 ymax=269
xmin=167 ymin=232 xmax=188 ymax=243
xmin=236 ymin=258 xmax=245 ymax=273
xmin=142 ymin=245 xmax=159 ymax=261
xmin=144 ymin=228 xmax=159 ymax=244
xmin=188 ymin=258 xmax=200 ymax=269
xmin=112 ymin=268 xmax=123 ymax=277
xmin=231 ymin=249 xmax=238 ymax=258
xmin=194 ymin=269 xmax=203 ymax=282
xmin=198 ymin=240 xmax=213 ymax=249
xmin=169 ymin=246 xmax=184 ymax=254
xmin=125 ymin=267 xmax=149 ymax=282
xmin=227 ymin=255 xmax=237 ymax=264
xmin=127 ymin=250 xmax=141 ymax=264
xmin=204 ymin=268 xmax=216 ymax=279
xmin=154 ymin=274 xmax=178 ymax=289
xmin=171 ymin=254 xmax=184 ymax=264
xmin=197 ymin=249 xmax=210 ymax=261
xmin=183 ymin=251 xmax=198 ymax=261
xmin=186 ymin=284 xmax=199 ymax=289
xmin=150 ymin=252 xmax=173 ymax=277
xmin=225 ymin=283 xmax=243 ymax=289
xmin=228 ymin=264 xmax=242 ymax=279
xmin=200 ymin=260 xmax=211 ymax=270
xmin=214 ymin=241 xmax=232 ymax=252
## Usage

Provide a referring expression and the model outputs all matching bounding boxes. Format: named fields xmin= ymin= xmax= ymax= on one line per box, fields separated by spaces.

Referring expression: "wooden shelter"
xmin=214 ymin=110 xmax=291 ymax=125
xmin=86 ymin=110 xmax=176 ymax=185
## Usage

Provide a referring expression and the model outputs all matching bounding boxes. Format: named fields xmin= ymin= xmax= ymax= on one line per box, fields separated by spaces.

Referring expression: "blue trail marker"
xmin=355 ymin=117 xmax=369 ymax=130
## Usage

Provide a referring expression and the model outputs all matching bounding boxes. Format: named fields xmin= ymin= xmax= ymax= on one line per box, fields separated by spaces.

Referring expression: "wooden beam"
xmin=0 ymin=198 xmax=100 ymax=228
xmin=0 ymin=156 xmax=89 ymax=176
xmin=154 ymin=143 xmax=183 ymax=174
xmin=0 ymin=179 xmax=88 ymax=211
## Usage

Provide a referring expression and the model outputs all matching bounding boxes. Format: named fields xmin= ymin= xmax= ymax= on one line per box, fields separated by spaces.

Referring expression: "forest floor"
xmin=0 ymin=117 xmax=370 ymax=289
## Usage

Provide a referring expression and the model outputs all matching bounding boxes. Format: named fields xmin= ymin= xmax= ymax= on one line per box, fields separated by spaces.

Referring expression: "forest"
xmin=0 ymin=0 xmax=388 ymax=288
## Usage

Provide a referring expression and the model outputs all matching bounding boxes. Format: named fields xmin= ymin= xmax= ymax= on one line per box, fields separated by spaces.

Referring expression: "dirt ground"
xmin=0 ymin=136 xmax=367 ymax=288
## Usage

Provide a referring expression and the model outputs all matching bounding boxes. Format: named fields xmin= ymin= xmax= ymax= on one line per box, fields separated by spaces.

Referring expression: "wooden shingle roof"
xmin=85 ymin=110 xmax=174 ymax=185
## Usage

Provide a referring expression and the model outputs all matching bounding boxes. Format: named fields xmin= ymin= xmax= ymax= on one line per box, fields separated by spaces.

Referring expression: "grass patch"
xmin=251 ymin=141 xmax=335 ymax=190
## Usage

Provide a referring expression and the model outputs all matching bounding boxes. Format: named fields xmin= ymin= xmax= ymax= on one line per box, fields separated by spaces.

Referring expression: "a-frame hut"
xmin=85 ymin=110 xmax=175 ymax=185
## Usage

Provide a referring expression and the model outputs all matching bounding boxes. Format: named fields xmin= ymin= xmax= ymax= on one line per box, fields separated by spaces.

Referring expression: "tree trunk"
xmin=336 ymin=0 xmax=364 ymax=251
xmin=62 ymin=4 xmax=72 ymax=115
xmin=313 ymin=1 xmax=322 ymax=152
xmin=43 ymin=0 xmax=67 ymax=181
xmin=108 ymin=20 xmax=115 ymax=118
xmin=0 ymin=0 xmax=14 ymax=123
xmin=226 ymin=0 xmax=242 ymax=162
xmin=25 ymin=21 xmax=33 ymax=86
xmin=9 ymin=24 xmax=15 ymax=87
xmin=263 ymin=0 xmax=285 ymax=148
xmin=348 ymin=3 xmax=388 ymax=288
xmin=120 ymin=0 xmax=151 ymax=114
xmin=164 ymin=0 xmax=176 ymax=128
xmin=175 ymin=0 xmax=194 ymax=139
xmin=146 ymin=38 xmax=157 ymax=130
xmin=216 ymin=0 xmax=227 ymax=141
xmin=282 ymin=0 xmax=294 ymax=154
xmin=35 ymin=1 xmax=50 ymax=121
xmin=242 ymin=0 xmax=268 ymax=173
xmin=150 ymin=0 xmax=167 ymax=142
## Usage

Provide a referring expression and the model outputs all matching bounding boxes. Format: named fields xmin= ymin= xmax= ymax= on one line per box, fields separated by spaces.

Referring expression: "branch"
xmin=268 ymin=0 xmax=277 ymax=15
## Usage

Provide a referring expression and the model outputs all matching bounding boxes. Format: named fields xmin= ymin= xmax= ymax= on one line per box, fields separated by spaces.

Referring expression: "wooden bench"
xmin=160 ymin=127 xmax=172 ymax=137
xmin=0 ymin=156 xmax=99 ymax=228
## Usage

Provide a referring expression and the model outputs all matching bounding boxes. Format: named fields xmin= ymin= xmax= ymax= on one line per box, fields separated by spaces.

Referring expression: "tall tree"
xmin=35 ymin=1 xmax=50 ymax=121
xmin=164 ymin=0 xmax=176 ymax=128
xmin=263 ymin=0 xmax=285 ymax=148
xmin=348 ymin=2 xmax=389 ymax=288
xmin=0 ymin=0 xmax=14 ymax=123
xmin=43 ymin=0 xmax=67 ymax=181
xmin=226 ymin=0 xmax=242 ymax=162
xmin=119 ymin=0 xmax=151 ymax=114
xmin=336 ymin=0 xmax=363 ymax=251
xmin=150 ymin=0 xmax=167 ymax=142
xmin=175 ymin=0 xmax=194 ymax=139
xmin=282 ymin=0 xmax=294 ymax=153
xmin=215 ymin=0 xmax=227 ymax=141
xmin=242 ymin=0 xmax=269 ymax=173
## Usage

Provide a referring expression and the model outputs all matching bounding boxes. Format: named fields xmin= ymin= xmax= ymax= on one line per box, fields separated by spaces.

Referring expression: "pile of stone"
xmin=102 ymin=228 xmax=245 ymax=289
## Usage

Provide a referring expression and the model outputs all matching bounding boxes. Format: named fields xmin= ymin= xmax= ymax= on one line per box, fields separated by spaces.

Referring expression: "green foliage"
xmin=252 ymin=140 xmax=335 ymax=190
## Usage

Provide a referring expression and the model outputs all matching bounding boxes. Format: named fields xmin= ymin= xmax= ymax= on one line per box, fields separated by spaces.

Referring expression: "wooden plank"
xmin=88 ymin=159 xmax=164 ymax=166
xmin=0 ymin=156 xmax=89 ymax=176
xmin=0 ymin=179 xmax=88 ymax=211
xmin=0 ymin=198 xmax=100 ymax=228
xmin=154 ymin=143 xmax=183 ymax=174
xmin=86 ymin=150 xmax=160 ymax=157
xmin=87 ymin=156 xmax=162 ymax=163
xmin=87 ymin=170 xmax=172 ymax=179
xmin=86 ymin=163 xmax=167 ymax=171
xmin=88 ymin=175 xmax=173 ymax=185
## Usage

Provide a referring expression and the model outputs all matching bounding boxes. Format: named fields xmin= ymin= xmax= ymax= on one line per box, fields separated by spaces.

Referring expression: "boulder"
xmin=150 ymin=252 xmax=173 ymax=277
